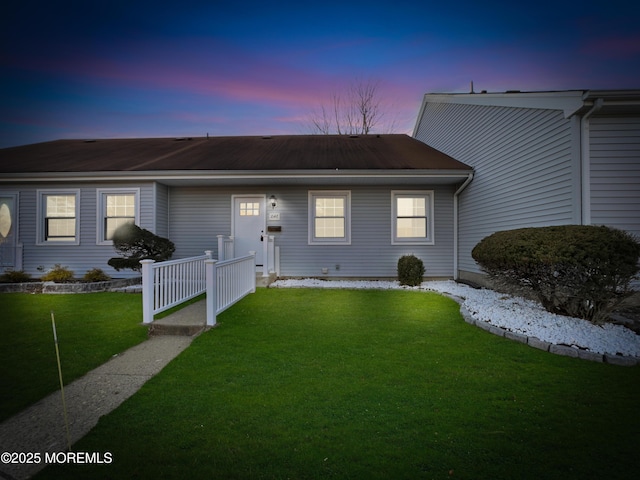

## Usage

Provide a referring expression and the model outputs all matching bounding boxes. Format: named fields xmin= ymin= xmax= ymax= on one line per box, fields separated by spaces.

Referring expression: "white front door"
xmin=0 ymin=195 xmax=17 ymax=270
xmin=233 ymin=195 xmax=266 ymax=266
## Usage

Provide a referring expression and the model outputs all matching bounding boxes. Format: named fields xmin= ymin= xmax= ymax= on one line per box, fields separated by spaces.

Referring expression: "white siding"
xmin=168 ymin=185 xmax=456 ymax=278
xmin=3 ymin=182 xmax=156 ymax=278
xmin=415 ymin=102 xmax=578 ymax=275
xmin=589 ymin=116 xmax=640 ymax=237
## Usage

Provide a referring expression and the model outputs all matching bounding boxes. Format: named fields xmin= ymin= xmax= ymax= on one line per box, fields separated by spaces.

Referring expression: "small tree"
xmin=108 ymin=223 xmax=175 ymax=272
xmin=472 ymin=225 xmax=640 ymax=323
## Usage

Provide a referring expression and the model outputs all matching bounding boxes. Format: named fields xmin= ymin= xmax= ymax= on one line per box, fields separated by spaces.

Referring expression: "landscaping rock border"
xmin=457 ymin=303 xmax=639 ymax=366
xmin=0 ymin=277 xmax=141 ymax=294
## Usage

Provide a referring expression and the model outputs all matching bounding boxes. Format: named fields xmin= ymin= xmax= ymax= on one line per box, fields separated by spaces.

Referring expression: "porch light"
xmin=269 ymin=195 xmax=277 ymax=209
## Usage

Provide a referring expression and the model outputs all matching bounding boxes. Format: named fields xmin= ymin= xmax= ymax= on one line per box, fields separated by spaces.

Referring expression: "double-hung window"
xmin=38 ymin=190 xmax=80 ymax=244
xmin=308 ymin=191 xmax=351 ymax=245
xmin=392 ymin=191 xmax=434 ymax=245
xmin=97 ymin=189 xmax=139 ymax=244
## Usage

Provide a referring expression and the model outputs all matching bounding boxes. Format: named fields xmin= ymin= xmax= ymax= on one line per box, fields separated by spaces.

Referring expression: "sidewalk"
xmin=0 ymin=302 xmax=206 ymax=480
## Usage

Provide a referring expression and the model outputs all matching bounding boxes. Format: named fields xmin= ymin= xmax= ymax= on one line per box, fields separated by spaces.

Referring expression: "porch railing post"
xmin=262 ymin=234 xmax=269 ymax=277
xmin=249 ymin=251 xmax=257 ymax=293
xmin=140 ymin=259 xmax=155 ymax=324
xmin=205 ymin=258 xmax=218 ymax=327
xmin=216 ymin=235 xmax=224 ymax=261
xmin=267 ymin=235 xmax=275 ymax=274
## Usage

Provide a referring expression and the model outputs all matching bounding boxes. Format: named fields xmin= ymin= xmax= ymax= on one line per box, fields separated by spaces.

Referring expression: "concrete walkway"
xmin=0 ymin=301 xmax=206 ymax=480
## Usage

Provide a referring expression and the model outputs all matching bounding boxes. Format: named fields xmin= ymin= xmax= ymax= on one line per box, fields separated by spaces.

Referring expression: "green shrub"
xmin=397 ymin=255 xmax=426 ymax=286
xmin=41 ymin=264 xmax=75 ymax=283
xmin=472 ymin=225 xmax=640 ymax=323
xmin=83 ymin=268 xmax=111 ymax=283
xmin=0 ymin=270 xmax=31 ymax=283
xmin=108 ymin=223 xmax=175 ymax=272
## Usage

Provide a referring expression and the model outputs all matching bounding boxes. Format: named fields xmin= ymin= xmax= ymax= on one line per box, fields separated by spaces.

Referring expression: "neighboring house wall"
xmin=414 ymin=102 xmax=579 ymax=279
xmin=2 ymin=182 xmax=157 ymax=278
xmin=168 ymin=185 xmax=456 ymax=278
xmin=589 ymin=116 xmax=640 ymax=236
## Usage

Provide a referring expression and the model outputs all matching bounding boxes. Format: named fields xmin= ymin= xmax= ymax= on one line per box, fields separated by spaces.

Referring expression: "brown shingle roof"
xmin=0 ymin=134 xmax=471 ymax=173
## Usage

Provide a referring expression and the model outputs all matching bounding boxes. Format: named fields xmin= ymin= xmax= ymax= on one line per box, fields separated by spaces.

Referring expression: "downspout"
xmin=453 ymin=172 xmax=474 ymax=281
xmin=580 ymin=98 xmax=604 ymax=225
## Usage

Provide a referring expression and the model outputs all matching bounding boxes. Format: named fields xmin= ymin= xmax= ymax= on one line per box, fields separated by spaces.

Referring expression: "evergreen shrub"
xmin=0 ymin=270 xmax=31 ymax=283
xmin=398 ymin=255 xmax=425 ymax=286
xmin=472 ymin=225 xmax=640 ymax=323
xmin=108 ymin=223 xmax=175 ymax=272
xmin=83 ymin=268 xmax=111 ymax=282
xmin=41 ymin=264 xmax=75 ymax=283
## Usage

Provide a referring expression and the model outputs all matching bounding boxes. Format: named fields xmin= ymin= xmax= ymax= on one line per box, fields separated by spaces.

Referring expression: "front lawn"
xmin=36 ymin=288 xmax=640 ymax=479
xmin=0 ymin=293 xmax=148 ymax=421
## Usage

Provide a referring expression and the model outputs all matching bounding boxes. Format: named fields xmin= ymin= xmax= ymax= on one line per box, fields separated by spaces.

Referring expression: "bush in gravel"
xmin=108 ymin=223 xmax=175 ymax=272
xmin=0 ymin=270 xmax=31 ymax=283
xmin=41 ymin=264 xmax=75 ymax=283
xmin=398 ymin=255 xmax=425 ymax=287
xmin=472 ymin=225 xmax=640 ymax=324
xmin=83 ymin=268 xmax=111 ymax=283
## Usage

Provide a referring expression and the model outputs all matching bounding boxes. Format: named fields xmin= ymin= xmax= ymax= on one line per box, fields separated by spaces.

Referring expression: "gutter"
xmin=580 ymin=98 xmax=604 ymax=225
xmin=0 ymin=169 xmax=474 ymax=183
xmin=453 ymin=172 xmax=474 ymax=280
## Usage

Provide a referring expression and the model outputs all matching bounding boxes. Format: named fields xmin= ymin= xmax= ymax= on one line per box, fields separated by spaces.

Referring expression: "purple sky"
xmin=1 ymin=0 xmax=639 ymax=148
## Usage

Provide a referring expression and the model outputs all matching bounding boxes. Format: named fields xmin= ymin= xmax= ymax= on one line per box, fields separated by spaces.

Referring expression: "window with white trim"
xmin=97 ymin=189 xmax=139 ymax=244
xmin=392 ymin=191 xmax=434 ymax=245
xmin=38 ymin=190 xmax=80 ymax=244
xmin=308 ymin=191 xmax=351 ymax=245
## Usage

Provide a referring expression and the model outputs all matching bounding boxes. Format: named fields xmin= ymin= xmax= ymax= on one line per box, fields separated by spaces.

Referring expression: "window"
xmin=309 ymin=191 xmax=351 ymax=245
xmin=392 ymin=191 xmax=434 ymax=245
xmin=97 ymin=189 xmax=139 ymax=244
xmin=37 ymin=190 xmax=80 ymax=244
xmin=239 ymin=202 xmax=260 ymax=216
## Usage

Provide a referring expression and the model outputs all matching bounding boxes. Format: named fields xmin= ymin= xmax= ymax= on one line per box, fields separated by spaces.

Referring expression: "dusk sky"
xmin=1 ymin=0 xmax=639 ymax=148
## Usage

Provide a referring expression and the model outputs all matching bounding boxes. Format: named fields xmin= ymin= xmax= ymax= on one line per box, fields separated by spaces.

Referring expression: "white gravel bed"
xmin=271 ymin=278 xmax=640 ymax=358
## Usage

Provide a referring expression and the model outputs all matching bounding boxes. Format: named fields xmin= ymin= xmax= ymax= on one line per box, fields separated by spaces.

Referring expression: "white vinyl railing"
xmin=217 ymin=235 xmax=235 ymax=261
xmin=205 ymin=253 xmax=256 ymax=326
xmin=141 ymin=251 xmax=256 ymax=326
xmin=217 ymin=234 xmax=279 ymax=277
xmin=141 ymin=252 xmax=212 ymax=324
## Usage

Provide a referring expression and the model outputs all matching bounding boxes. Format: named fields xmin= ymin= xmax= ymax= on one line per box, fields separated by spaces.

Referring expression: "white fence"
xmin=217 ymin=234 xmax=280 ymax=277
xmin=205 ymin=254 xmax=256 ymax=326
xmin=141 ymin=251 xmax=256 ymax=326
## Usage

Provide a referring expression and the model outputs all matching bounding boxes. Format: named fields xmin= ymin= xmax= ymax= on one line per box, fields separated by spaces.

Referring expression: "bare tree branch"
xmin=306 ymin=78 xmax=394 ymax=135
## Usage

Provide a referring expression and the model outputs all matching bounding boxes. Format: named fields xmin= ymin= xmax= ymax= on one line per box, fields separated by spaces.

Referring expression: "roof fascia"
xmin=421 ymin=91 xmax=586 ymax=118
xmin=0 ymin=169 xmax=474 ymax=183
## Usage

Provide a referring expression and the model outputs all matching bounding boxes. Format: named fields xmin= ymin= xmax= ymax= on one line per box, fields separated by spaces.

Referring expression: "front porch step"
xmin=148 ymin=300 xmax=206 ymax=337
xmin=149 ymin=323 xmax=205 ymax=337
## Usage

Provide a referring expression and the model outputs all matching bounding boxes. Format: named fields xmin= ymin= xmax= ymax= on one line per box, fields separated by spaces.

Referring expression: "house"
xmin=413 ymin=89 xmax=640 ymax=286
xmin=0 ymin=134 xmax=473 ymax=280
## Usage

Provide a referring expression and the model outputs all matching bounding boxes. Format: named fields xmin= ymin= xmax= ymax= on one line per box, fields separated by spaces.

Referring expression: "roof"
xmin=0 ymin=134 xmax=471 ymax=174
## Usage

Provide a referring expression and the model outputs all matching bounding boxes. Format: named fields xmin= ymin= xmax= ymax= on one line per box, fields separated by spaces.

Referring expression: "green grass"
xmin=0 ymin=292 xmax=148 ymax=421
xmin=32 ymin=288 xmax=640 ymax=479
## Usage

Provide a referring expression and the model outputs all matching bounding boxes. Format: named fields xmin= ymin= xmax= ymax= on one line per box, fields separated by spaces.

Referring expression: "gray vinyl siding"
xmin=4 ymin=182 xmax=156 ymax=278
xmin=589 ymin=116 xmax=640 ymax=237
xmin=154 ymin=182 xmax=170 ymax=237
xmin=415 ymin=102 xmax=577 ymax=275
xmin=168 ymin=186 xmax=232 ymax=258
xmin=168 ymin=185 xmax=455 ymax=278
